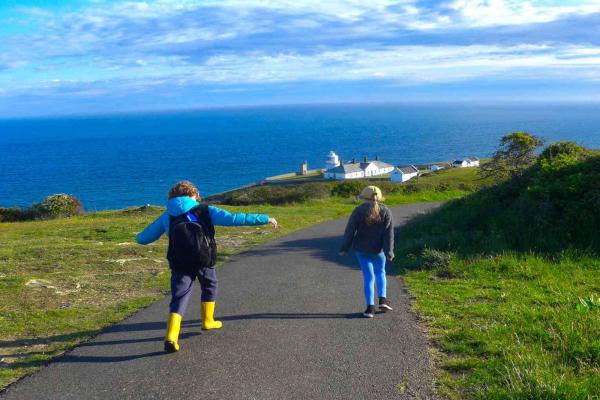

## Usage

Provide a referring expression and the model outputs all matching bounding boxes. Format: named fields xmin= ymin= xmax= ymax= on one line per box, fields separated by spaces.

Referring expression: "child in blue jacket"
xmin=136 ymin=181 xmax=277 ymax=352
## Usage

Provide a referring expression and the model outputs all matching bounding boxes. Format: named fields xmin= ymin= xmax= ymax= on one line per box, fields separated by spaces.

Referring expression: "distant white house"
xmin=324 ymin=154 xmax=394 ymax=180
xmin=391 ymin=165 xmax=419 ymax=183
xmin=431 ymin=162 xmax=452 ymax=172
xmin=324 ymin=163 xmax=364 ymax=180
xmin=361 ymin=156 xmax=394 ymax=177
xmin=452 ymin=157 xmax=480 ymax=168
xmin=469 ymin=157 xmax=480 ymax=167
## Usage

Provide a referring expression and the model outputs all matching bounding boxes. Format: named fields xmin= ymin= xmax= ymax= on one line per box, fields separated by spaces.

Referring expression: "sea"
xmin=1 ymin=103 xmax=599 ymax=211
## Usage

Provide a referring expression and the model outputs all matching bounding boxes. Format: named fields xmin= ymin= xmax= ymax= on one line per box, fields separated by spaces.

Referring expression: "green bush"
xmin=0 ymin=194 xmax=84 ymax=222
xmin=538 ymin=141 xmax=590 ymax=166
xmin=457 ymin=182 xmax=475 ymax=192
xmin=421 ymin=247 xmax=455 ymax=270
xmin=401 ymin=183 xmax=423 ymax=194
xmin=330 ymin=181 xmax=365 ymax=197
xmin=227 ymin=183 xmax=330 ymax=205
xmin=0 ymin=207 xmax=37 ymax=222
xmin=33 ymin=194 xmax=83 ymax=219
xmin=398 ymin=143 xmax=600 ymax=255
xmin=435 ymin=182 xmax=451 ymax=192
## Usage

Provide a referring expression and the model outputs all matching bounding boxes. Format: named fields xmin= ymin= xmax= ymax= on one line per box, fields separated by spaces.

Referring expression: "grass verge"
xmin=395 ymin=150 xmax=599 ymax=399
xmin=400 ymin=252 xmax=599 ymax=399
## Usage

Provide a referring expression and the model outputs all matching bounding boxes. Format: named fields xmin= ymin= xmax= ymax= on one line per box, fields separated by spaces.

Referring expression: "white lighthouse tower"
xmin=325 ymin=151 xmax=341 ymax=170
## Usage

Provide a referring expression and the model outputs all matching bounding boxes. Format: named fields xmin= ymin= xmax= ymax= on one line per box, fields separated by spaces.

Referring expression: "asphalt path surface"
xmin=2 ymin=202 xmax=441 ymax=400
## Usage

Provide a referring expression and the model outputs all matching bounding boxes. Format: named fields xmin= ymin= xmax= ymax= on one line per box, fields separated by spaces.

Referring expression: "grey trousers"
xmin=169 ymin=268 xmax=218 ymax=315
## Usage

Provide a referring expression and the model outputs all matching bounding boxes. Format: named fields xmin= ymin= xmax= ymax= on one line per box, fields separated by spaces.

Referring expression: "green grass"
xmin=0 ymin=166 xmax=489 ymax=390
xmin=401 ymin=253 xmax=600 ymax=399
xmin=395 ymin=149 xmax=600 ymax=399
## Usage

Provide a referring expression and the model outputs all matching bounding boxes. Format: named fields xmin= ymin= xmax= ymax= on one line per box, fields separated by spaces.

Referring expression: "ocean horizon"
xmin=1 ymin=102 xmax=600 ymax=211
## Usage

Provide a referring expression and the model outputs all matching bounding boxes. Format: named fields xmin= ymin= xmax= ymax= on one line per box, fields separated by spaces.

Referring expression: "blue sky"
xmin=1 ymin=0 xmax=600 ymax=117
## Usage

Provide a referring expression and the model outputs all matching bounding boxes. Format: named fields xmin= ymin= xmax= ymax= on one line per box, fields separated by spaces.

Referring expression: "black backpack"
xmin=167 ymin=205 xmax=217 ymax=273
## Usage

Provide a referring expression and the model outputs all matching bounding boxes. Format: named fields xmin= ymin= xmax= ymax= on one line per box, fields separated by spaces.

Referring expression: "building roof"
xmin=372 ymin=160 xmax=393 ymax=169
xmin=327 ymin=157 xmax=393 ymax=174
xmin=359 ymin=160 xmax=392 ymax=169
xmin=468 ymin=156 xmax=480 ymax=161
xmin=326 ymin=163 xmax=364 ymax=174
xmin=394 ymin=165 xmax=419 ymax=174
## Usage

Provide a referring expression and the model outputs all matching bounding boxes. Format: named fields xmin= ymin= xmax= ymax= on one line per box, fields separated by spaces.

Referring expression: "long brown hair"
xmin=360 ymin=186 xmax=384 ymax=225
xmin=365 ymin=200 xmax=381 ymax=225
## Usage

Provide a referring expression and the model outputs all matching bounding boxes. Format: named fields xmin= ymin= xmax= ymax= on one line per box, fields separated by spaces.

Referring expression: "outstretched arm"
xmin=208 ymin=206 xmax=273 ymax=227
xmin=136 ymin=216 xmax=166 ymax=245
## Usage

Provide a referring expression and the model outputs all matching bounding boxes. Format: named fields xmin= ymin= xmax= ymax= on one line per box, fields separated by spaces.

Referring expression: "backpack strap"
xmin=188 ymin=204 xmax=215 ymax=240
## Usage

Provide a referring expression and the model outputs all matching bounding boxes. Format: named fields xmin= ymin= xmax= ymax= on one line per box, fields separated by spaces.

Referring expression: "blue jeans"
xmin=355 ymin=251 xmax=387 ymax=306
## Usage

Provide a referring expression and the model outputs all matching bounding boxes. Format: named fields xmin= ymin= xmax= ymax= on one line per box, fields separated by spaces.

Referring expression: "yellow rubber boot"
xmin=201 ymin=302 xmax=223 ymax=330
xmin=164 ymin=312 xmax=182 ymax=352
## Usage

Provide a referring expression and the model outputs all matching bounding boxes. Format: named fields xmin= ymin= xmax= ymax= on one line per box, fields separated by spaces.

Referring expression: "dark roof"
xmin=326 ymin=163 xmax=364 ymax=174
xmin=394 ymin=165 xmax=419 ymax=174
xmin=453 ymin=159 xmax=466 ymax=164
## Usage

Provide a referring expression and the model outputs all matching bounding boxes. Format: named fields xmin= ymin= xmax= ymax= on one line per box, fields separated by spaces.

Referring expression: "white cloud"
xmin=2 ymin=0 xmax=600 ymax=99
xmin=19 ymin=43 xmax=600 ymax=91
xmin=448 ymin=0 xmax=600 ymax=27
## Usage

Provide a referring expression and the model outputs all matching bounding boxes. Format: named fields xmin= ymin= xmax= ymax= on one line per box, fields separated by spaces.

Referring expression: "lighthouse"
xmin=325 ymin=151 xmax=341 ymax=170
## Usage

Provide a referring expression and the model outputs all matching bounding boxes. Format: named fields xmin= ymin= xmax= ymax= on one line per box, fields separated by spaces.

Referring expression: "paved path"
xmin=2 ymin=202 xmax=441 ymax=400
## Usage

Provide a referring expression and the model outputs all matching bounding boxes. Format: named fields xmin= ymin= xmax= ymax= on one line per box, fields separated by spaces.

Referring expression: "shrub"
xmin=401 ymin=184 xmax=422 ymax=194
xmin=539 ymin=141 xmax=590 ymax=163
xmin=435 ymin=182 xmax=451 ymax=192
xmin=397 ymin=143 xmax=600 ymax=255
xmin=457 ymin=182 xmax=475 ymax=192
xmin=421 ymin=247 xmax=455 ymax=270
xmin=0 ymin=207 xmax=37 ymax=222
xmin=33 ymin=194 xmax=83 ymax=219
xmin=330 ymin=181 xmax=365 ymax=197
xmin=227 ymin=183 xmax=330 ymax=205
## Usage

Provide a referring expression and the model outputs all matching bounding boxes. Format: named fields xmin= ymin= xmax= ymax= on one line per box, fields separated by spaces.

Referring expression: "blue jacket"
xmin=136 ymin=196 xmax=270 ymax=245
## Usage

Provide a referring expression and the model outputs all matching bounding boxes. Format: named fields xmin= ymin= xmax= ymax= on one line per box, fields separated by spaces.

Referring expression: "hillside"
xmin=396 ymin=143 xmax=600 ymax=399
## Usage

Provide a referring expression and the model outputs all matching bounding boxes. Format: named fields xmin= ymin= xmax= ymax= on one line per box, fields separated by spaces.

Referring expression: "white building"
xmin=391 ymin=166 xmax=419 ymax=183
xmin=324 ymin=155 xmax=394 ymax=180
xmin=468 ymin=157 xmax=480 ymax=167
xmin=324 ymin=163 xmax=364 ymax=180
xmin=431 ymin=162 xmax=452 ymax=172
xmin=325 ymin=151 xmax=341 ymax=170
xmin=452 ymin=157 xmax=480 ymax=168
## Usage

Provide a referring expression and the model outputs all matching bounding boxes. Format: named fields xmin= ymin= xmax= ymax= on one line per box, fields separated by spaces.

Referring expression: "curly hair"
xmin=168 ymin=181 xmax=200 ymax=200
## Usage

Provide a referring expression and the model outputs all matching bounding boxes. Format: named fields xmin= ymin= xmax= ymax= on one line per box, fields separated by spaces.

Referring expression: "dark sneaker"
xmin=363 ymin=305 xmax=376 ymax=318
xmin=378 ymin=297 xmax=393 ymax=312
xmin=164 ymin=340 xmax=179 ymax=353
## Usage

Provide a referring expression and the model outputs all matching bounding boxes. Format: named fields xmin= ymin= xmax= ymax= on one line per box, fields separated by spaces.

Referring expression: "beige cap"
xmin=359 ymin=186 xmax=385 ymax=201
